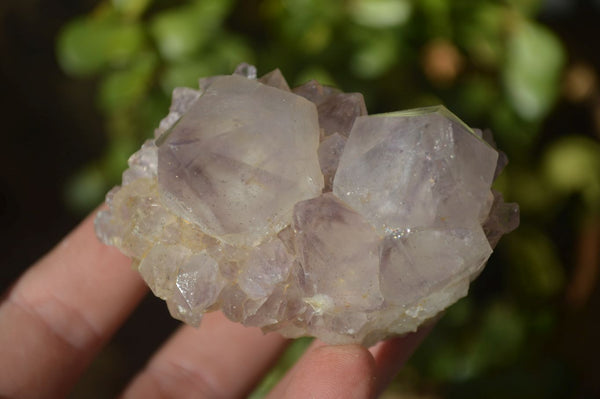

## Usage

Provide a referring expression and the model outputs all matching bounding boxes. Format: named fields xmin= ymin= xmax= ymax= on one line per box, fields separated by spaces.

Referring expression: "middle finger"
xmin=122 ymin=312 xmax=288 ymax=398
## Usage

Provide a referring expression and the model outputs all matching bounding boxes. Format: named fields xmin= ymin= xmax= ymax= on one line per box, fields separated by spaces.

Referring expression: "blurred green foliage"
xmin=56 ymin=0 xmax=600 ymax=397
xmin=56 ymin=0 xmax=581 ymax=210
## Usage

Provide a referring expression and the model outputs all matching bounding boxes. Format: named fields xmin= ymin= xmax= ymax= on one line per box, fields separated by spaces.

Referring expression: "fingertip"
xmin=312 ymin=344 xmax=377 ymax=380
xmin=369 ymin=324 xmax=435 ymax=395
xmin=122 ymin=314 xmax=289 ymax=399
xmin=274 ymin=343 xmax=377 ymax=399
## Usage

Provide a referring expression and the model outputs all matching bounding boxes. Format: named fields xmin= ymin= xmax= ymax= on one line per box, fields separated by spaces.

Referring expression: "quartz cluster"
xmin=95 ymin=63 xmax=519 ymax=346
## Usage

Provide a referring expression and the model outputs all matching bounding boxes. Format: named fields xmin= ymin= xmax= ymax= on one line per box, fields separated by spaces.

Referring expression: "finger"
xmin=267 ymin=323 xmax=433 ymax=399
xmin=369 ymin=323 xmax=433 ymax=395
xmin=266 ymin=340 xmax=377 ymax=399
xmin=0 ymin=210 xmax=147 ymax=398
xmin=122 ymin=311 xmax=288 ymax=399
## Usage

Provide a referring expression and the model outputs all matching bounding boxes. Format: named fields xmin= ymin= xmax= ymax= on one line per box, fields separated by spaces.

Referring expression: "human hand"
xmin=0 ymin=210 xmax=430 ymax=398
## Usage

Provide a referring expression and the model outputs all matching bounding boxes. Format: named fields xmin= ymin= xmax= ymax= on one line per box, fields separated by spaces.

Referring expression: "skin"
xmin=0 ymin=211 xmax=430 ymax=399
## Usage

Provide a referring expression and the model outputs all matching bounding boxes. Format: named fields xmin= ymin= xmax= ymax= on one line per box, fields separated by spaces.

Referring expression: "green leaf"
xmin=98 ymin=54 xmax=157 ymax=111
xmin=456 ymin=76 xmax=499 ymax=120
xmin=57 ymin=17 xmax=112 ymax=76
xmin=150 ymin=8 xmax=208 ymax=61
xmin=112 ymin=0 xmax=153 ymax=19
xmin=506 ymin=0 xmax=542 ymax=16
xmin=299 ymin=21 xmax=332 ymax=54
xmin=348 ymin=0 xmax=412 ymax=28
xmin=64 ymin=164 xmax=107 ymax=214
xmin=489 ymin=101 xmax=540 ymax=151
xmin=475 ymin=301 xmax=526 ymax=367
xmin=211 ymin=36 xmax=255 ymax=71
xmin=459 ymin=4 xmax=506 ymax=68
xmin=417 ymin=0 xmax=451 ymax=37
xmin=542 ymin=135 xmax=600 ymax=208
xmin=503 ymin=20 xmax=565 ymax=121
xmin=443 ymin=297 xmax=473 ymax=327
xmin=150 ymin=0 xmax=235 ymax=61
xmin=102 ymin=137 xmax=139 ymax=181
xmin=508 ymin=166 xmax=558 ymax=214
xmin=106 ymin=23 xmax=147 ymax=66
xmin=57 ymin=16 xmax=145 ymax=76
xmin=160 ymin=60 xmax=215 ymax=95
xmin=137 ymin=91 xmax=171 ymax=138
xmin=191 ymin=0 xmax=236 ymax=20
xmin=264 ymin=0 xmax=341 ymax=55
xmin=350 ymin=32 xmax=399 ymax=79
xmin=64 ymin=136 xmax=138 ymax=213
xmin=505 ymin=226 xmax=566 ymax=300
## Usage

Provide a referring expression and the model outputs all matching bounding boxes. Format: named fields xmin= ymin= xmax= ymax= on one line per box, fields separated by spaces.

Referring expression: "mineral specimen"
xmin=95 ymin=64 xmax=519 ymax=346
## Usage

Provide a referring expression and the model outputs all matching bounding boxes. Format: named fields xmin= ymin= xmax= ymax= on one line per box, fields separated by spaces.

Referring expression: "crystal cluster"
xmin=95 ymin=64 xmax=519 ymax=346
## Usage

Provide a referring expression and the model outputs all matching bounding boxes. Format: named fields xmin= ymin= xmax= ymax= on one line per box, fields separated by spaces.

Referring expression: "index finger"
xmin=0 ymin=210 xmax=147 ymax=398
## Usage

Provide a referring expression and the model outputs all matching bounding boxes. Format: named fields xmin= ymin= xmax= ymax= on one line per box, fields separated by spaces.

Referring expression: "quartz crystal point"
xmin=333 ymin=107 xmax=498 ymax=234
xmin=95 ymin=64 xmax=519 ymax=346
xmin=157 ymin=75 xmax=323 ymax=246
xmin=293 ymin=80 xmax=367 ymax=137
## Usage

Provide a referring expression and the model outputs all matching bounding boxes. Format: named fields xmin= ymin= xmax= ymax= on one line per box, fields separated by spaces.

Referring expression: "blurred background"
xmin=1 ymin=0 xmax=600 ymax=397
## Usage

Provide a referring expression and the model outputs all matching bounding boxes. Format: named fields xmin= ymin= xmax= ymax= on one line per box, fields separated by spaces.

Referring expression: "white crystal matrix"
xmin=95 ymin=64 xmax=519 ymax=346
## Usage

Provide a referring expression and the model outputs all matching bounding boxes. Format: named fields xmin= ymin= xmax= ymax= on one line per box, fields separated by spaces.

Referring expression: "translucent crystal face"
xmin=333 ymin=108 xmax=498 ymax=234
xmin=157 ymin=75 xmax=323 ymax=246
xmin=95 ymin=64 xmax=519 ymax=346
